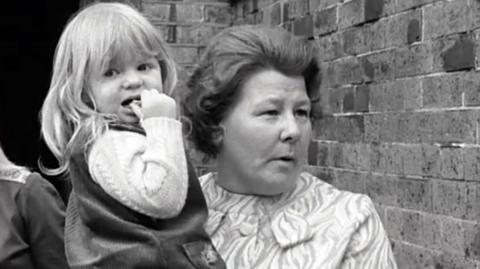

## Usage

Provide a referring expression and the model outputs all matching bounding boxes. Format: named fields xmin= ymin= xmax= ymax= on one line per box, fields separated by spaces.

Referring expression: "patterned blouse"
xmin=200 ymin=172 xmax=397 ymax=269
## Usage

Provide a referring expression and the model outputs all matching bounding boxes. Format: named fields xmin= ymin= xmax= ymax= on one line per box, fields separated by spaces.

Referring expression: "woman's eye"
xmin=103 ymin=69 xmax=119 ymax=77
xmin=263 ymin=110 xmax=279 ymax=116
xmin=296 ymin=109 xmax=310 ymax=117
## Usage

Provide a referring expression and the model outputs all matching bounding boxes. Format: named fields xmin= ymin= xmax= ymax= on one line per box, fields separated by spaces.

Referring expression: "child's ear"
xmin=158 ymin=60 xmax=167 ymax=84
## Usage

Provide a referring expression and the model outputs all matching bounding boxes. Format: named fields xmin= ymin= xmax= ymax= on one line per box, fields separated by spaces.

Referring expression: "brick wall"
xmin=229 ymin=0 xmax=480 ymax=268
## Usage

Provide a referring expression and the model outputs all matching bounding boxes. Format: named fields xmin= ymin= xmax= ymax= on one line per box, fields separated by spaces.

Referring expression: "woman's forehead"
xmin=238 ymin=69 xmax=308 ymax=104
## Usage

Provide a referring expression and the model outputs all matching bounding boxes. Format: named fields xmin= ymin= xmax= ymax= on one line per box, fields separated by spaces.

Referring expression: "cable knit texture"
xmin=88 ymin=117 xmax=188 ymax=219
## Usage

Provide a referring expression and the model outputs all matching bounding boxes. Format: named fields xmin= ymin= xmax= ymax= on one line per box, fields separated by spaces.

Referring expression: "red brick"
xmin=364 ymin=20 xmax=388 ymax=51
xmin=338 ymin=0 xmax=365 ymax=29
xmin=418 ymin=111 xmax=477 ymax=144
xmin=369 ymin=81 xmax=404 ymax=112
xmin=364 ymin=113 xmax=384 ymax=143
xmin=332 ymin=56 xmax=366 ymax=86
xmin=437 ymin=111 xmax=477 ymax=144
xmin=286 ymin=0 xmax=309 ymax=18
xmin=369 ymin=143 xmax=387 ymax=173
xmin=402 ymin=77 xmax=422 ymax=110
xmin=385 ymin=207 xmax=403 ymax=240
xmin=307 ymin=141 xmax=318 ymax=166
xmin=355 ymin=143 xmax=371 ymax=171
xmin=327 ymin=86 xmax=351 ymax=114
xmin=464 ymin=221 xmax=480 ymax=260
xmin=304 ymin=166 xmax=335 ymax=184
xmin=441 ymin=218 xmax=466 ymax=256
xmin=334 ymin=115 xmax=365 ymax=143
xmin=422 ymin=74 xmax=462 ymax=109
xmin=463 ymin=71 xmax=480 ymax=107
xmin=307 ymin=141 xmax=330 ymax=166
xmin=317 ymin=142 xmax=330 ymax=167
xmin=396 ymin=0 xmax=435 ymax=12
xmin=333 ymin=170 xmax=366 ymax=193
xmin=421 ymin=144 xmax=441 ymax=177
xmin=176 ymin=4 xmax=204 ymax=23
xmin=342 ymin=27 xmax=368 ymax=56
xmin=437 ymin=34 xmax=476 ymax=72
xmin=354 ymin=84 xmax=369 ymax=112
xmin=204 ymin=4 xmax=232 ymax=24
xmin=465 ymin=147 xmax=480 ymax=182
xmin=142 ymin=3 xmax=172 ymax=21
xmin=269 ymin=3 xmax=282 ymax=25
xmin=293 ymin=15 xmax=313 ymax=38
xmin=170 ymin=46 xmax=200 ymax=64
xmin=466 ymin=182 xmax=480 ymax=221
xmin=433 ymin=180 xmax=468 ymax=219
xmin=397 ymin=178 xmax=433 ymax=212
xmin=424 ymin=0 xmax=472 ymax=40
xmin=153 ymin=24 xmax=171 ymax=43
xmin=309 ymin=0 xmax=341 ymax=11
xmin=396 ymin=112 xmax=422 ymax=143
xmin=365 ymin=174 xmax=398 ymax=206
xmin=316 ymin=33 xmax=345 ymax=61
xmin=360 ymin=49 xmax=396 ymax=82
xmin=432 ymin=252 xmax=479 ymax=269
xmin=342 ymin=88 xmax=354 ymax=112
xmin=421 ymin=213 xmax=443 ymax=250
xmin=364 ymin=0 xmax=384 ymax=22
xmin=312 ymin=115 xmax=336 ymax=140
xmin=402 ymin=210 xmax=423 ymax=244
xmin=440 ymin=147 xmax=464 ymax=180
xmin=313 ymin=6 xmax=337 ymax=36
xmin=386 ymin=9 xmax=422 ymax=47
xmin=385 ymin=144 xmax=403 ymax=174
xmin=256 ymin=0 xmax=277 ymax=9
xmin=401 ymin=145 xmax=423 ymax=176
xmin=392 ymin=241 xmax=437 ymax=269
xmin=395 ymin=43 xmax=433 ymax=78
xmin=382 ymin=113 xmax=404 ymax=142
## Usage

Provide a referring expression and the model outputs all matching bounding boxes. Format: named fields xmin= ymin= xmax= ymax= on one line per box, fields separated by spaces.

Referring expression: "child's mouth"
xmin=121 ymin=96 xmax=141 ymax=107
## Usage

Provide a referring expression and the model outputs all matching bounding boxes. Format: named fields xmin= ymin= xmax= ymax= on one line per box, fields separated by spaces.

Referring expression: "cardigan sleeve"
xmin=20 ymin=173 xmax=69 ymax=269
xmin=88 ymin=117 xmax=188 ymax=219
xmin=340 ymin=196 xmax=398 ymax=269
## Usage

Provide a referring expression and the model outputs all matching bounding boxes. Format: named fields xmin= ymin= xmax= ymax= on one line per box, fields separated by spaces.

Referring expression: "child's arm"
xmin=88 ymin=91 xmax=188 ymax=219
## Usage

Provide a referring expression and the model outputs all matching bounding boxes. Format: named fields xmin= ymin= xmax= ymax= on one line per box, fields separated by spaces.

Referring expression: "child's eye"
xmin=138 ymin=63 xmax=152 ymax=71
xmin=103 ymin=69 xmax=119 ymax=77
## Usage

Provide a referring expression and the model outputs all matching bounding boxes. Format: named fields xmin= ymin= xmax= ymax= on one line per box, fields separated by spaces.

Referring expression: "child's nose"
xmin=122 ymin=71 xmax=143 ymax=89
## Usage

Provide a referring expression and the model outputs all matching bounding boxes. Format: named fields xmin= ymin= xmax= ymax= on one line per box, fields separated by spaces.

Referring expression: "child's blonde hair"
xmin=40 ymin=2 xmax=177 ymax=175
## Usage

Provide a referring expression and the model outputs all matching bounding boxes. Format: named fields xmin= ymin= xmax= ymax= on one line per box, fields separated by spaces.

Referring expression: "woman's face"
xmin=217 ymin=69 xmax=312 ymax=195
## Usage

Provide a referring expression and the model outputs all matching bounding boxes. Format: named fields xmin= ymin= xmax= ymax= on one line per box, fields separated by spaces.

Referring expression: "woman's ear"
xmin=212 ymin=124 xmax=226 ymax=148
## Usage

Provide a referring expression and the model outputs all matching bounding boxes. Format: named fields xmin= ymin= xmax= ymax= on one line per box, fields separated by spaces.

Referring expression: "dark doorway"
xmin=0 ymin=1 xmax=79 ymax=200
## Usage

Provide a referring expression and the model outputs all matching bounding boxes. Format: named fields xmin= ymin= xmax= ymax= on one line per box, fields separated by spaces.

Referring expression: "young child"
xmin=40 ymin=3 xmax=225 ymax=269
xmin=0 ymin=144 xmax=68 ymax=269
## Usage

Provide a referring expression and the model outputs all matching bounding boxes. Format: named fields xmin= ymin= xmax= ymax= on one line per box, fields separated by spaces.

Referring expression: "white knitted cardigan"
xmin=88 ymin=117 xmax=188 ymax=219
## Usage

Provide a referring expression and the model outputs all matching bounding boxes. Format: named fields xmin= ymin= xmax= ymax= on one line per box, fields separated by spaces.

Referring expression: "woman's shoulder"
xmin=296 ymin=172 xmax=377 ymax=227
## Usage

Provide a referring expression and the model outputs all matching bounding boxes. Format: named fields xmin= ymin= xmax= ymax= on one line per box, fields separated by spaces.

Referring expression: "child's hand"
xmin=130 ymin=89 xmax=177 ymax=120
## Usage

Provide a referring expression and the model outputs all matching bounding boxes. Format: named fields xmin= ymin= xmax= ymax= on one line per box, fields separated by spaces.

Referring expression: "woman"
xmin=0 ymin=144 xmax=69 ymax=268
xmin=183 ymin=25 xmax=397 ymax=268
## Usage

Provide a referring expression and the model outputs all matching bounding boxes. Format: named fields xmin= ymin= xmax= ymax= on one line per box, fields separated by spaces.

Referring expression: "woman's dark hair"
xmin=182 ymin=25 xmax=322 ymax=161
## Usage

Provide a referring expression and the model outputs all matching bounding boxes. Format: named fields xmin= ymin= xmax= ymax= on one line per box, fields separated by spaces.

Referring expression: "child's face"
xmin=89 ymin=52 xmax=164 ymax=123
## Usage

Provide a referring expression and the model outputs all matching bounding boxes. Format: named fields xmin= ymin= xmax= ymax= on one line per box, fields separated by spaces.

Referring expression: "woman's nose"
xmin=280 ymin=114 xmax=301 ymax=143
xmin=122 ymin=70 xmax=143 ymax=89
